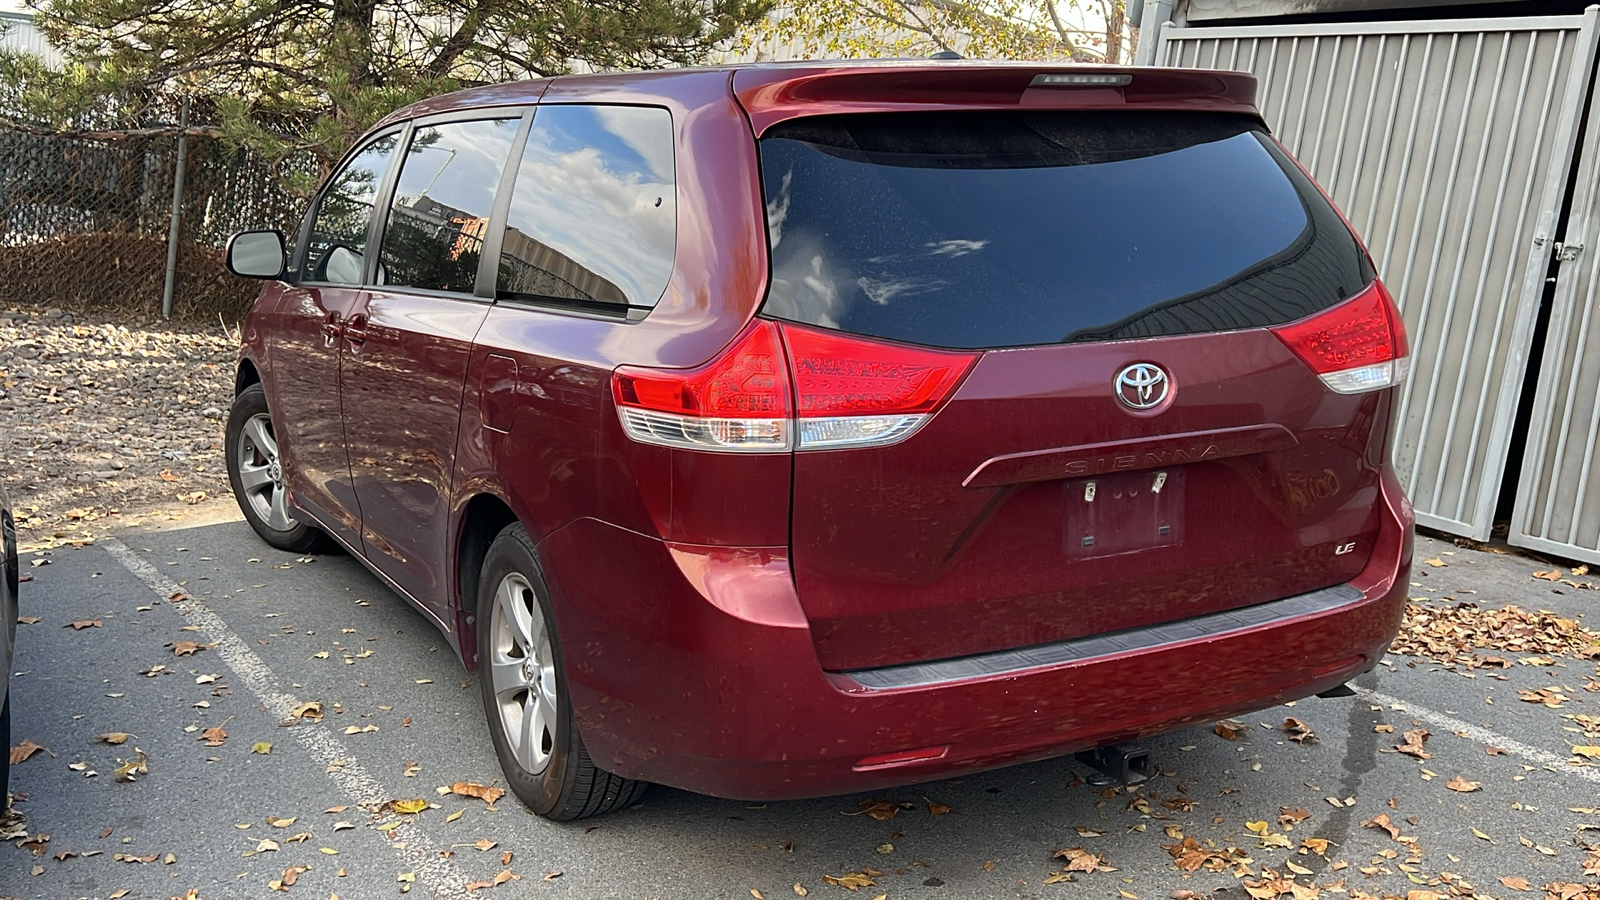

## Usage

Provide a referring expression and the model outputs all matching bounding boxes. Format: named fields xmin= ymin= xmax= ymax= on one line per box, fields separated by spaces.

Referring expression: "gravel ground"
xmin=0 ymin=306 xmax=239 ymax=548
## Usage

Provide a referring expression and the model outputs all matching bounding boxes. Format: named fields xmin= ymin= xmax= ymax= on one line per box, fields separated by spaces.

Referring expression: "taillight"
xmin=612 ymin=319 xmax=793 ymax=452
xmin=782 ymin=324 xmax=976 ymax=450
xmin=610 ymin=320 xmax=977 ymax=453
xmin=1270 ymin=280 xmax=1410 ymax=394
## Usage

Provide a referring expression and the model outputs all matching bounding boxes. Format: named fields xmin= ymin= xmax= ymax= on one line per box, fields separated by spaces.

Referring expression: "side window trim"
xmin=357 ymin=120 xmax=413 ymax=287
xmin=475 ymin=108 xmax=537 ymax=300
xmin=293 ymin=123 xmax=410 ymax=287
xmin=361 ymin=107 xmax=534 ymax=299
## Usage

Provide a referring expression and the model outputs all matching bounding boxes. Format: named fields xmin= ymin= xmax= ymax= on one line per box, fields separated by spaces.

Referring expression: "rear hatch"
xmin=756 ymin=108 xmax=1407 ymax=672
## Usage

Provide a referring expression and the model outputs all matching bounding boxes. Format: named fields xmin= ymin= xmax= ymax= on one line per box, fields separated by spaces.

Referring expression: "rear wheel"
xmin=1 ymin=693 xmax=11 ymax=811
xmin=225 ymin=384 xmax=328 ymax=553
xmin=477 ymin=523 xmax=646 ymax=820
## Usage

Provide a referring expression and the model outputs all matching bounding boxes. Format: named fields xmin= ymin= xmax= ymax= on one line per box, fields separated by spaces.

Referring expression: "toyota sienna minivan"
xmin=223 ymin=61 xmax=1414 ymax=820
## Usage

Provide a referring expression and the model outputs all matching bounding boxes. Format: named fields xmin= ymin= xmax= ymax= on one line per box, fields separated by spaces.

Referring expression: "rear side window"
xmin=759 ymin=111 xmax=1374 ymax=349
xmin=497 ymin=105 xmax=676 ymax=309
xmin=378 ymin=118 xmax=520 ymax=294
xmin=305 ymin=132 xmax=399 ymax=285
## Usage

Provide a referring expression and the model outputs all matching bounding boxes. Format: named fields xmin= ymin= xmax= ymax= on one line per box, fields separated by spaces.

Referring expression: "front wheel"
xmin=477 ymin=523 xmax=646 ymax=820
xmin=1 ymin=692 xmax=11 ymax=811
xmin=225 ymin=384 xmax=328 ymax=553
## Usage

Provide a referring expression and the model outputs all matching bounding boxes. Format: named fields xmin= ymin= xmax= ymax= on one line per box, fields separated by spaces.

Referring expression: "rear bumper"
xmin=538 ymin=473 xmax=1413 ymax=801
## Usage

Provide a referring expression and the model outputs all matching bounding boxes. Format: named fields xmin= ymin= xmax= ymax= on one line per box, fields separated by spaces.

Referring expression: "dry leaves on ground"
xmin=1053 ymin=847 xmax=1114 ymax=873
xmin=1163 ymin=836 xmax=1252 ymax=873
xmin=822 ymin=871 xmax=878 ymax=890
xmin=9 ymin=740 xmax=48 ymax=764
xmin=1214 ymin=719 xmax=1249 ymax=740
xmin=1391 ymin=603 xmax=1600 ymax=665
xmin=112 ymin=748 xmax=149 ymax=782
xmin=1396 ymin=728 xmax=1433 ymax=760
xmin=1281 ymin=717 xmax=1316 ymax=743
xmin=451 ymin=782 xmax=505 ymax=806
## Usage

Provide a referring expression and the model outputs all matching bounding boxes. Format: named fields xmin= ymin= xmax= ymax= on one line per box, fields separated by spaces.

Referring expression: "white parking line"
xmin=102 ymin=536 xmax=474 ymax=898
xmin=1355 ymin=687 xmax=1600 ymax=784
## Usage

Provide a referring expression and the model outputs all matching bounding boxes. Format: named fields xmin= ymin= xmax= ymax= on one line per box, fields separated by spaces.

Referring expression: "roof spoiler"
xmin=732 ymin=64 xmax=1260 ymax=135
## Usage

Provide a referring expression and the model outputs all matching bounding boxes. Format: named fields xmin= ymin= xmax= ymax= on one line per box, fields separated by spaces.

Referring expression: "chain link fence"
xmin=0 ymin=105 xmax=308 ymax=322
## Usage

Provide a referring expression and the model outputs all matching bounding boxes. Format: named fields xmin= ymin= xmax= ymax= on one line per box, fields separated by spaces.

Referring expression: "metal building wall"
xmin=1158 ymin=12 xmax=1600 ymax=540
xmin=1510 ymin=61 xmax=1600 ymax=563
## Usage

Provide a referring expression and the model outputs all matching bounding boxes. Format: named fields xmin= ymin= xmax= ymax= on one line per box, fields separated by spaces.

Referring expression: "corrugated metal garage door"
xmin=1158 ymin=11 xmax=1600 ymax=540
xmin=1509 ymin=59 xmax=1600 ymax=564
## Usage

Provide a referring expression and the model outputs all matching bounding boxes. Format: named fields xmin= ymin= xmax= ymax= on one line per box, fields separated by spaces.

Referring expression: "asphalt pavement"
xmin=4 ymin=514 xmax=1600 ymax=900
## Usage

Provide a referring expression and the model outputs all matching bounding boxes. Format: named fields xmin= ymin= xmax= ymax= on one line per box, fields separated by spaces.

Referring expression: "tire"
xmin=225 ymin=384 xmax=329 ymax=553
xmin=1 ymin=692 xmax=11 ymax=811
xmin=477 ymin=524 xmax=647 ymax=820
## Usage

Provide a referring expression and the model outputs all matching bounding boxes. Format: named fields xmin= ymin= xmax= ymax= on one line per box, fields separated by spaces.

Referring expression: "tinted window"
xmin=306 ymin=133 xmax=398 ymax=285
xmin=759 ymin=111 xmax=1374 ymax=349
xmin=497 ymin=105 xmax=676 ymax=308
xmin=378 ymin=118 xmax=520 ymax=294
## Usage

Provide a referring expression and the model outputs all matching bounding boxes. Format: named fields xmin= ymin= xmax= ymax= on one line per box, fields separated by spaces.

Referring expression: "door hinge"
xmin=1556 ymin=242 xmax=1584 ymax=262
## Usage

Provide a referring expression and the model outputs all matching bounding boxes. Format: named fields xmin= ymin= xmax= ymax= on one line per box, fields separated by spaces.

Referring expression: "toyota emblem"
xmin=1115 ymin=363 xmax=1170 ymax=411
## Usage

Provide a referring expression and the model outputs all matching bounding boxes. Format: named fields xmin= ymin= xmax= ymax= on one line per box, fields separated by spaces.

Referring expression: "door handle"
xmin=321 ymin=311 xmax=345 ymax=340
xmin=342 ymin=314 xmax=369 ymax=345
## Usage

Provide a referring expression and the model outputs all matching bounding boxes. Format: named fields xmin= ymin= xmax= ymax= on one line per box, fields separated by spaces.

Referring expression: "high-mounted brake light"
xmin=610 ymin=320 xmax=977 ymax=453
xmin=1030 ymin=73 xmax=1132 ymax=87
xmin=1270 ymin=280 xmax=1410 ymax=394
xmin=612 ymin=320 xmax=792 ymax=452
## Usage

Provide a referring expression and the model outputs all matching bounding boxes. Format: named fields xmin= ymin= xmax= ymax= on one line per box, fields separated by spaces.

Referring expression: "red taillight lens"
xmin=781 ymin=324 xmax=976 ymax=417
xmin=1270 ymin=280 xmax=1410 ymax=394
xmin=610 ymin=319 xmax=978 ymax=453
xmin=611 ymin=320 xmax=793 ymax=451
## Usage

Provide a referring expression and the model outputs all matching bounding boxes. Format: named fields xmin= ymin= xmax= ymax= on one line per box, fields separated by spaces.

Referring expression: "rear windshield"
xmin=758 ymin=111 xmax=1374 ymax=349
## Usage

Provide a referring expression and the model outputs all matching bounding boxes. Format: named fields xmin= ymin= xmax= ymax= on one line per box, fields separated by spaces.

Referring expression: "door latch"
xmin=1556 ymin=242 xmax=1584 ymax=262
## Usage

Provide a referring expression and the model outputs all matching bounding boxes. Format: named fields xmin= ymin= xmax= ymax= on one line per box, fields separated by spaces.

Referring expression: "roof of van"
xmin=377 ymin=61 xmax=1261 ymax=133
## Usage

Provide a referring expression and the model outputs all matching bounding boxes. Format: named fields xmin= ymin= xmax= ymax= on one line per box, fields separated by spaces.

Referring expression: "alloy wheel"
xmin=234 ymin=413 xmax=297 ymax=533
xmin=487 ymin=572 xmax=558 ymax=776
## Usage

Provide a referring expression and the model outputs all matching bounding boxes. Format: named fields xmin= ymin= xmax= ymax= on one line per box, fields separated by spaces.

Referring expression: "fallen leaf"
xmin=9 ymin=739 xmax=48 ymax=764
xmin=389 ymin=798 xmax=429 ymax=815
xmin=794 ymin=885 xmax=808 ymax=897
xmin=112 ymin=748 xmax=149 ymax=782
xmin=1282 ymin=717 xmax=1317 ymax=743
xmin=171 ymin=641 xmax=206 ymax=657
xmin=1213 ymin=720 xmax=1248 ymax=740
xmin=1445 ymin=775 xmax=1480 ymax=792
xmin=1396 ymin=728 xmax=1433 ymax=759
xmin=1573 ymin=746 xmax=1600 ymax=759
xmin=1499 ymin=876 xmax=1533 ymax=891
xmin=16 ymin=616 xmax=39 ymax=625
xmin=1053 ymin=847 xmax=1115 ymax=874
xmin=67 ymin=619 xmax=102 ymax=630
xmin=451 ymin=782 xmax=505 ymax=806
xmin=853 ymin=799 xmax=899 ymax=821
xmin=925 ymin=797 xmax=951 ymax=815
xmin=823 ymin=872 xmax=878 ymax=890
xmin=1362 ymin=813 xmax=1401 ymax=840
xmin=251 ymin=742 xmax=272 ymax=755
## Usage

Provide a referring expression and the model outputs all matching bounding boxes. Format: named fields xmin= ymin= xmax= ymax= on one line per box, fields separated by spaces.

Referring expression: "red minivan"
xmin=223 ymin=61 xmax=1414 ymax=820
